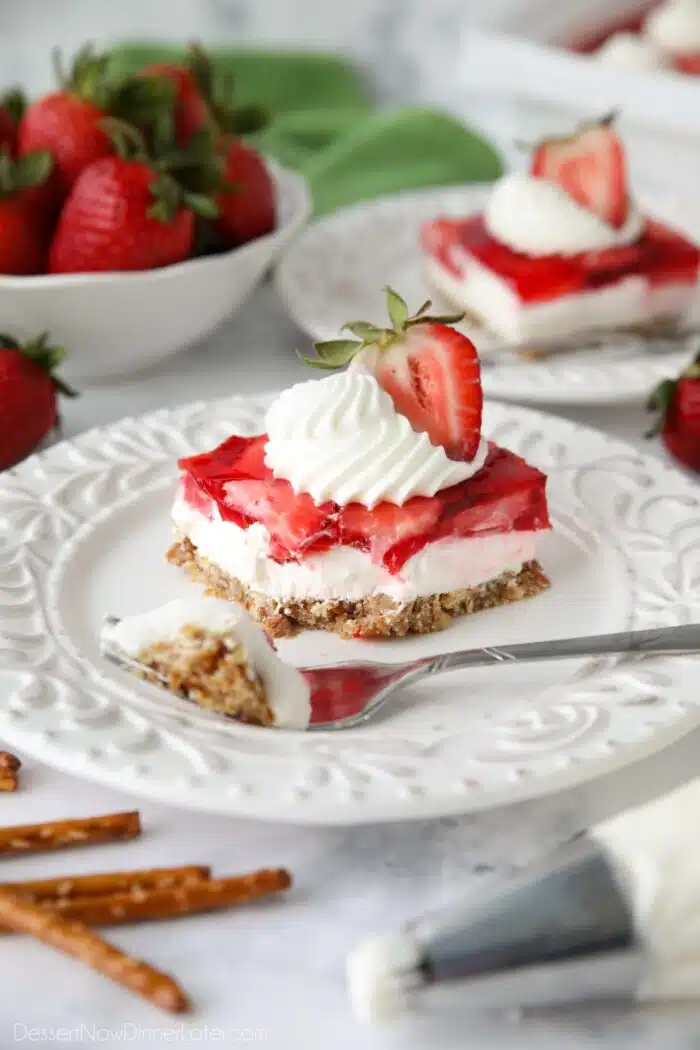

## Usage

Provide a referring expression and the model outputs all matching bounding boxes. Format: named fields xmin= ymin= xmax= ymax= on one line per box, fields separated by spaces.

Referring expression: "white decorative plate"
xmin=0 ymin=395 xmax=698 ymax=824
xmin=275 ymin=185 xmax=696 ymax=406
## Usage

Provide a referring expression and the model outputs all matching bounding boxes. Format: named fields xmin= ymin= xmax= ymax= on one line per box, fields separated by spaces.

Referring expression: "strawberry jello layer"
xmin=423 ymin=215 xmax=700 ymax=342
xmin=172 ymin=433 xmax=549 ymax=605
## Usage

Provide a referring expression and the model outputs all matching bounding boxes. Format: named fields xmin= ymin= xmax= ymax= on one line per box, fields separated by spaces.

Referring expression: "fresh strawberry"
xmin=0 ymin=147 xmax=55 ymax=274
xmin=222 ymin=478 xmax=337 ymax=561
xmin=300 ymin=287 xmax=483 ymax=461
xmin=531 ymin=114 xmax=628 ymax=229
xmin=0 ymin=332 xmax=76 ymax=471
xmin=48 ymin=119 xmax=221 ymax=274
xmin=647 ymin=352 xmax=700 ymax=473
xmin=139 ymin=50 xmax=210 ymax=147
xmin=18 ymin=45 xmax=174 ymax=199
xmin=215 ymin=137 xmax=275 ymax=247
xmin=340 ymin=498 xmax=441 ymax=571
xmin=140 ymin=42 xmax=273 ymax=249
xmin=0 ymin=89 xmax=26 ymax=154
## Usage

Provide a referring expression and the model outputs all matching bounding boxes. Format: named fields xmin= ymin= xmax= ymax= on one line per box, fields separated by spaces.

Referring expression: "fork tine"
xmin=101 ymin=644 xmax=170 ymax=688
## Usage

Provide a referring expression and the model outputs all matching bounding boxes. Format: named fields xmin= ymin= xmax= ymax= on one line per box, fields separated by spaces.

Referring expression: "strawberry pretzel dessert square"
xmin=422 ymin=116 xmax=700 ymax=343
xmin=168 ymin=290 xmax=551 ymax=640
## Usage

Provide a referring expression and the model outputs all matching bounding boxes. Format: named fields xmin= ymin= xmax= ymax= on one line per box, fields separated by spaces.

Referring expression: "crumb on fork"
xmin=132 ymin=623 xmax=275 ymax=726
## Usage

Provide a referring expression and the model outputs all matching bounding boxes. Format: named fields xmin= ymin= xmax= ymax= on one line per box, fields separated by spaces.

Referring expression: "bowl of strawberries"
xmin=0 ymin=45 xmax=311 ymax=383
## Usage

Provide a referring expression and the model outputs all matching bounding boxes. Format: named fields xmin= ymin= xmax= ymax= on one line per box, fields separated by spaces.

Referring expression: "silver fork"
xmin=102 ymin=621 xmax=700 ymax=731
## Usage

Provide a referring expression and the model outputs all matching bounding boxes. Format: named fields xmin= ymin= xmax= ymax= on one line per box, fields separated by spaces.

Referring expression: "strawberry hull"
xmin=178 ymin=434 xmax=550 ymax=572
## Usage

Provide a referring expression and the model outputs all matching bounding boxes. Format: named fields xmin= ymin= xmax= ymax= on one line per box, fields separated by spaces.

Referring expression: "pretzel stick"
xmin=0 ymin=753 xmax=20 ymax=793
xmin=31 ymin=868 xmax=291 ymax=928
xmin=0 ymin=865 xmax=211 ymax=901
xmin=0 ymin=812 xmax=141 ymax=857
xmin=0 ymin=888 xmax=189 ymax=1013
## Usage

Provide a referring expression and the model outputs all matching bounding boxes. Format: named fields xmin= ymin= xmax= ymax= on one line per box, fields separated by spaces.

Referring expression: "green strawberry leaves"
xmin=298 ymin=286 xmax=465 ymax=369
xmin=0 ymin=87 xmax=26 ymax=125
xmin=386 ymin=286 xmax=408 ymax=331
xmin=0 ymin=331 xmax=78 ymax=398
xmin=298 ymin=339 xmax=362 ymax=370
xmin=0 ymin=146 xmax=54 ymax=197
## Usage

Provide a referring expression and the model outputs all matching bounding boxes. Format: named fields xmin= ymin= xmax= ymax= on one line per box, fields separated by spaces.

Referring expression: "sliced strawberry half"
xmin=531 ymin=115 xmax=628 ymax=230
xmin=300 ymin=288 xmax=483 ymax=461
xmin=223 ymin=478 xmax=338 ymax=562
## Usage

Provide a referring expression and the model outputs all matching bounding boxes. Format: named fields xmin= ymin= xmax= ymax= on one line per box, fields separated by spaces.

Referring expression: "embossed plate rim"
xmin=0 ymin=393 xmax=697 ymax=824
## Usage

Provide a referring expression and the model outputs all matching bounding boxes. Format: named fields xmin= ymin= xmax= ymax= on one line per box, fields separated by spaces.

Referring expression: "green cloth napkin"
xmin=110 ymin=44 xmax=503 ymax=214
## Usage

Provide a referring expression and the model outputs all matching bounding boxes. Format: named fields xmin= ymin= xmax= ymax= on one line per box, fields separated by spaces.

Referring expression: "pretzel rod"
xmin=0 ymin=753 xmax=20 ymax=793
xmin=0 ymin=811 xmax=141 ymax=857
xmin=0 ymin=865 xmax=211 ymax=902
xmin=33 ymin=868 xmax=292 ymax=928
xmin=0 ymin=888 xmax=189 ymax=1013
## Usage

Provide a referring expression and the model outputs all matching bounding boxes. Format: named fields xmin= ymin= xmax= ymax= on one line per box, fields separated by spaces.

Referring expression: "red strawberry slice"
xmin=223 ymin=478 xmax=338 ymax=561
xmin=302 ymin=289 xmax=483 ymax=461
xmin=179 ymin=434 xmax=270 ymax=482
xmin=439 ymin=489 xmax=542 ymax=540
xmin=358 ymin=322 xmax=483 ymax=461
xmin=340 ymin=498 xmax=441 ymax=570
xmin=531 ymin=117 xmax=628 ymax=229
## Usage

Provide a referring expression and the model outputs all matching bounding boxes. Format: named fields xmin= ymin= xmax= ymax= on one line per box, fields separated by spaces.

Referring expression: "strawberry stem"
xmin=0 ymin=331 xmax=78 ymax=398
xmin=99 ymin=116 xmax=149 ymax=159
xmin=0 ymin=146 xmax=53 ymax=197
xmin=301 ymin=288 xmax=465 ymax=370
xmin=0 ymin=87 xmax=26 ymax=125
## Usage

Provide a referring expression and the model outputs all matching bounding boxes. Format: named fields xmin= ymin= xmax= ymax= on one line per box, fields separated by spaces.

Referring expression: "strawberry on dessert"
xmin=168 ymin=289 xmax=551 ymax=640
xmin=422 ymin=116 xmax=700 ymax=344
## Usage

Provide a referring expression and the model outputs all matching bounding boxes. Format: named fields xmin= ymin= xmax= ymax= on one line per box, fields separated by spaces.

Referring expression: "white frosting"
xmin=593 ymin=778 xmax=700 ymax=1000
xmin=484 ymin=173 xmax=644 ymax=258
xmin=646 ymin=0 xmax=700 ymax=55
xmin=347 ymin=933 xmax=421 ymax=1024
xmin=263 ymin=371 xmax=488 ymax=510
xmin=172 ymin=493 xmax=539 ymax=603
xmin=425 ymin=255 xmax=700 ymax=343
xmin=596 ymin=31 xmax=669 ymax=71
xmin=101 ymin=597 xmax=310 ymax=730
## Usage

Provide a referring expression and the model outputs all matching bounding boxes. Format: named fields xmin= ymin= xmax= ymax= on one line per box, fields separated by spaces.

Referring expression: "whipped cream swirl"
xmin=264 ymin=372 xmax=488 ymax=509
xmin=646 ymin=0 xmax=700 ymax=54
xmin=484 ymin=172 xmax=644 ymax=257
xmin=596 ymin=31 xmax=668 ymax=71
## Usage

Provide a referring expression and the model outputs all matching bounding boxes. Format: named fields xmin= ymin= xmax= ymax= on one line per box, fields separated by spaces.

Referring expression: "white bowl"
xmin=0 ymin=161 xmax=311 ymax=383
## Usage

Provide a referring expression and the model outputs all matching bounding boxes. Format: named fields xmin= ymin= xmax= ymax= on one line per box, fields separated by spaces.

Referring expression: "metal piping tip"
xmin=348 ymin=838 xmax=645 ymax=1024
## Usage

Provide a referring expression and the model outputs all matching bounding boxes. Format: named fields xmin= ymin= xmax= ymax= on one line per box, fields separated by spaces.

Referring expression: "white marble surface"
xmin=0 ymin=284 xmax=699 ymax=1048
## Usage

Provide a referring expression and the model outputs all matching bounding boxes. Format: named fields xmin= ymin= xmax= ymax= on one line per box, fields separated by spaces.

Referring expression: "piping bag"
xmin=347 ymin=778 xmax=700 ymax=1023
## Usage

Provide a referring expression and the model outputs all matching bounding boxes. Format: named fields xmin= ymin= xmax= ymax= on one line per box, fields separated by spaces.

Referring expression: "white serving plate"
xmin=275 ymin=183 xmax=697 ymax=407
xmin=0 ymin=392 xmax=698 ymax=825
